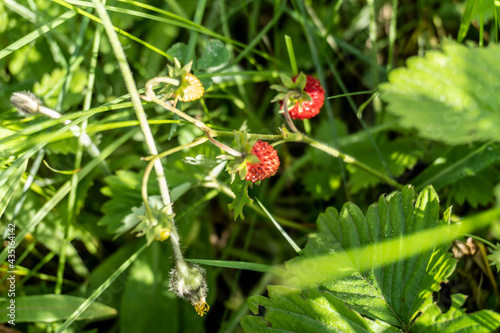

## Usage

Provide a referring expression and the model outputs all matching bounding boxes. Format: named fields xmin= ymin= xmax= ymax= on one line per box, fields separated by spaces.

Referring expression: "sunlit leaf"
xmin=380 ymin=42 xmax=500 ymax=144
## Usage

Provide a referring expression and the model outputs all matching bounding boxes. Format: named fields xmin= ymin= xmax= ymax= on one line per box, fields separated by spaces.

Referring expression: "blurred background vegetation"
xmin=1 ymin=0 xmax=500 ymax=332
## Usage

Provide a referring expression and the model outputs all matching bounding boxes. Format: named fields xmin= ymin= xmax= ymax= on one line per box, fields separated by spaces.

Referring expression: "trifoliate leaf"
xmin=412 ymin=294 xmax=500 ymax=332
xmin=228 ymin=178 xmax=253 ymax=220
xmin=167 ymin=43 xmax=188 ymax=63
xmin=380 ymin=42 xmax=500 ymax=144
xmin=197 ymin=39 xmax=230 ymax=70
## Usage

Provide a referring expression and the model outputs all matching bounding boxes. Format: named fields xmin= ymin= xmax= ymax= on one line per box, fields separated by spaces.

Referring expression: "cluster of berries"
xmin=171 ymin=66 xmax=325 ymax=184
xmin=245 ymin=74 xmax=325 ymax=182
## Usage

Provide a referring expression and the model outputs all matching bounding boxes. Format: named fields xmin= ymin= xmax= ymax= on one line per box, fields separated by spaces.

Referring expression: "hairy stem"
xmin=92 ymin=0 xmax=185 ymax=266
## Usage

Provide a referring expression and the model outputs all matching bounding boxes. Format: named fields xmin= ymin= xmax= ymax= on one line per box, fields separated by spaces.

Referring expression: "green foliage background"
xmin=1 ymin=0 xmax=500 ymax=332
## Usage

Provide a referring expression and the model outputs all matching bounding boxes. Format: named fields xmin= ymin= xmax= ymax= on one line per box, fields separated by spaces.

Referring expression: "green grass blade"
xmin=0 ymin=130 xmax=136 ymax=264
xmin=255 ymin=198 xmax=301 ymax=254
xmin=457 ymin=0 xmax=477 ymax=43
xmin=55 ymin=243 xmax=148 ymax=332
xmin=0 ymin=295 xmax=117 ymax=323
xmin=186 ymin=258 xmax=286 ymax=276
xmin=0 ymin=10 xmax=76 ymax=60
xmin=0 ymin=160 xmax=28 ymax=219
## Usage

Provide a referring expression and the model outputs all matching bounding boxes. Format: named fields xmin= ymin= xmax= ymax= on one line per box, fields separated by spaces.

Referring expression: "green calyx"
xmin=133 ymin=203 xmax=174 ymax=244
xmin=160 ymin=58 xmax=195 ymax=100
xmin=271 ymin=72 xmax=312 ymax=111
xmin=225 ymin=126 xmax=260 ymax=182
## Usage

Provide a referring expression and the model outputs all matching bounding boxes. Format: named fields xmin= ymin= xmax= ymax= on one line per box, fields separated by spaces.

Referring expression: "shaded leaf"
xmin=412 ymin=294 xmax=500 ymax=332
xmin=412 ymin=142 xmax=500 ymax=191
xmin=343 ymin=138 xmax=423 ymax=193
xmin=450 ymin=169 xmax=498 ymax=208
xmin=197 ymin=39 xmax=230 ymax=70
xmin=166 ymin=42 xmax=188 ymax=62
xmin=0 ymin=295 xmax=116 ymax=323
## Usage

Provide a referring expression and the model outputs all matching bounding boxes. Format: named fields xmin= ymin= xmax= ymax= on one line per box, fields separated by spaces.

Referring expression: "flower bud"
xmin=169 ymin=263 xmax=209 ymax=316
xmin=10 ymin=91 xmax=41 ymax=116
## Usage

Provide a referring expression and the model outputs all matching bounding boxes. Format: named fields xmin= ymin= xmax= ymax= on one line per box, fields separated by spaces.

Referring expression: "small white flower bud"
xmin=10 ymin=91 xmax=41 ymax=116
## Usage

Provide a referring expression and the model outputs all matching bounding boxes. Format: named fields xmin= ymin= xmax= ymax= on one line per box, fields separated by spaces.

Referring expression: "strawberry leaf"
xmin=242 ymin=186 xmax=473 ymax=332
xmin=412 ymin=142 xmax=500 ymax=191
xmin=412 ymin=294 xmax=500 ymax=332
xmin=241 ymin=285 xmax=400 ymax=333
xmin=228 ymin=178 xmax=253 ymax=220
xmin=380 ymin=42 xmax=500 ymax=144
xmin=487 ymin=245 xmax=500 ymax=273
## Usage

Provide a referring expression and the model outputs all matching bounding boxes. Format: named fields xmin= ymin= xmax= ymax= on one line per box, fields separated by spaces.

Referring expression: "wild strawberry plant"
xmin=1 ymin=1 xmax=500 ymax=333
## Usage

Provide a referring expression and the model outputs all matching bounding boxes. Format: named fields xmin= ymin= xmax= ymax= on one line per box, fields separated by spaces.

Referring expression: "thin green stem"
xmin=367 ymin=0 xmax=379 ymax=86
xmin=282 ymin=92 xmax=300 ymax=133
xmin=185 ymin=0 xmax=206 ymax=63
xmin=141 ymin=138 xmax=209 ymax=219
xmin=298 ymin=134 xmax=403 ymax=190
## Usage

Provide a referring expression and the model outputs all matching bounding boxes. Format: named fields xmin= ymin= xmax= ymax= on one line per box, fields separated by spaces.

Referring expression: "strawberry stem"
xmin=299 ymin=135 xmax=404 ymax=190
xmin=143 ymin=77 xmax=241 ymax=158
xmin=283 ymin=91 xmax=301 ymax=133
xmin=206 ymin=133 xmax=242 ymax=157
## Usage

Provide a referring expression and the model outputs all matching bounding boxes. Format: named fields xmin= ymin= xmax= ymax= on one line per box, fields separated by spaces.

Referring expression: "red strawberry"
xmin=272 ymin=73 xmax=325 ymax=120
xmin=246 ymin=140 xmax=280 ymax=183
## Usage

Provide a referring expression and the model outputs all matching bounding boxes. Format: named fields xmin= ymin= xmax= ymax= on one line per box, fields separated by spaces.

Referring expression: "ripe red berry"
xmin=286 ymin=74 xmax=325 ymax=119
xmin=246 ymin=140 xmax=280 ymax=183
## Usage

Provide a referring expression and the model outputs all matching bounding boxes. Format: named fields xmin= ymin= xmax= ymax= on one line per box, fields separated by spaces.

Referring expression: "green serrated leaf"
xmin=228 ymin=179 xmax=253 ymax=220
xmin=412 ymin=294 xmax=500 ymax=332
xmin=412 ymin=142 xmax=500 ymax=191
xmin=197 ymin=39 xmax=230 ymax=70
xmin=242 ymin=285 xmax=387 ymax=333
xmin=247 ymin=186 xmax=458 ymax=331
xmin=487 ymin=245 xmax=500 ymax=273
xmin=0 ymin=295 xmax=116 ymax=323
xmin=380 ymin=42 xmax=500 ymax=144
xmin=450 ymin=169 xmax=498 ymax=207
